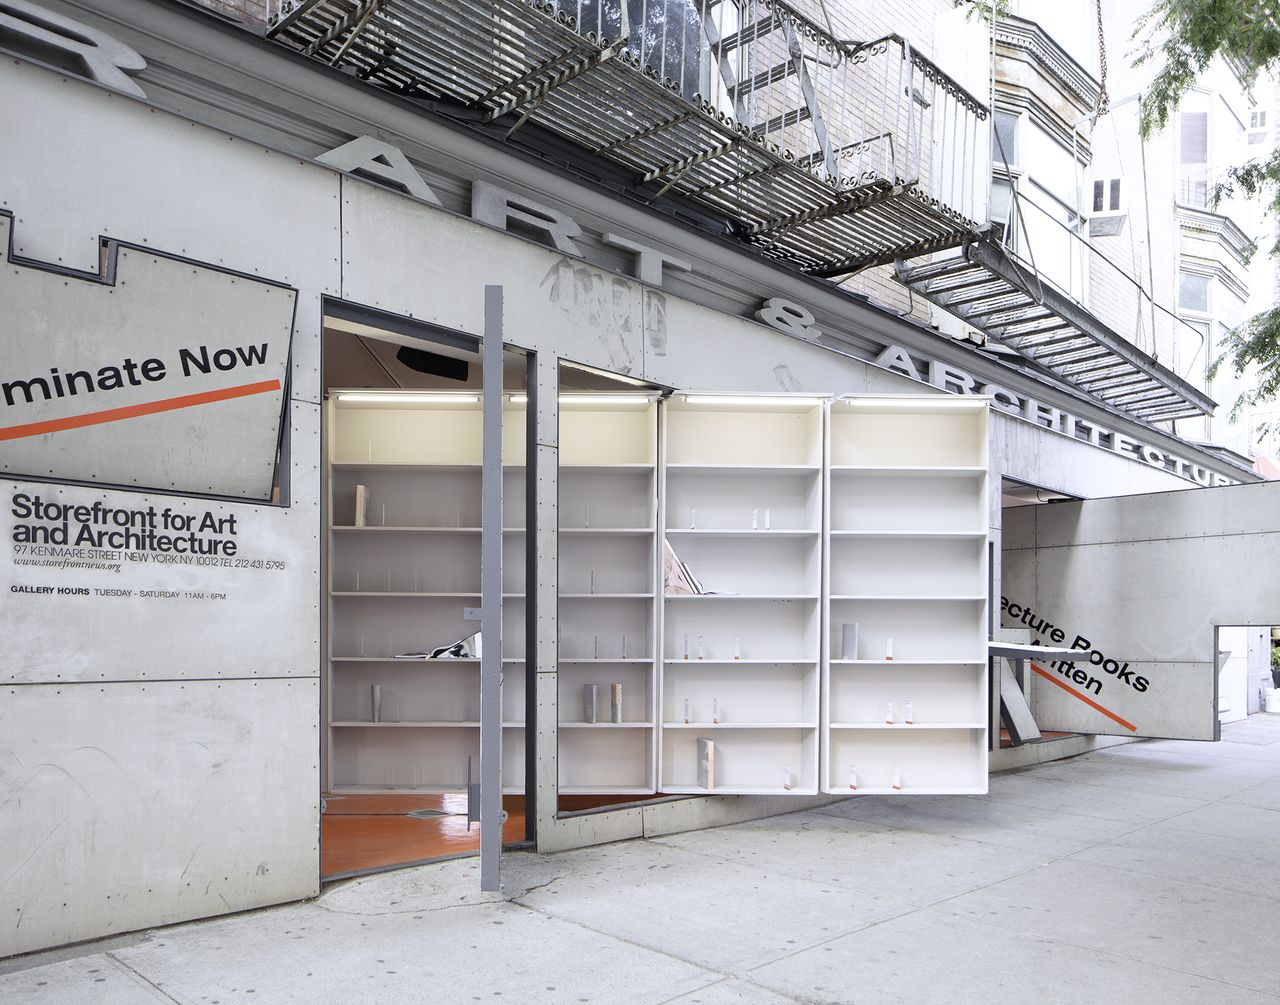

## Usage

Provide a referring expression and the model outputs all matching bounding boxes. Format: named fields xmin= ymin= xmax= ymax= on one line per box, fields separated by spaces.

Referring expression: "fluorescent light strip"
xmin=506 ymin=394 xmax=655 ymax=406
xmin=681 ymin=394 xmax=826 ymax=407
xmin=336 ymin=393 xmax=480 ymax=404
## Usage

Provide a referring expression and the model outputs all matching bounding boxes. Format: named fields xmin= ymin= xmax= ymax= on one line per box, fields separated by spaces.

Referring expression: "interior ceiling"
xmin=323 ymin=324 xmax=654 ymax=394
xmin=1001 ymin=478 xmax=1076 ymax=508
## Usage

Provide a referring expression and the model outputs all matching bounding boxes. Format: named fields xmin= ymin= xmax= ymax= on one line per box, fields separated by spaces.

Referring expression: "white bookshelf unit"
xmin=822 ymin=397 xmax=990 ymax=795
xmin=324 ymin=390 xmax=992 ymax=802
xmin=325 ymin=392 xmax=527 ymax=794
xmin=659 ymin=395 xmax=825 ymax=795
xmin=555 ymin=395 xmax=661 ymax=795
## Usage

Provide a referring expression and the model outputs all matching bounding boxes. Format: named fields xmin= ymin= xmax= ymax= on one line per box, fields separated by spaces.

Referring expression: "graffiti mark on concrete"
xmin=542 ymin=257 xmax=669 ymax=370
xmin=772 ymin=363 xmax=803 ymax=391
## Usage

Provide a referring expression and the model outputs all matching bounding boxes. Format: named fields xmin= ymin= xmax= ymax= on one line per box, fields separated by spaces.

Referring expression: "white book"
xmin=697 ymin=737 xmax=715 ymax=790
xmin=354 ymin=484 xmax=368 ymax=528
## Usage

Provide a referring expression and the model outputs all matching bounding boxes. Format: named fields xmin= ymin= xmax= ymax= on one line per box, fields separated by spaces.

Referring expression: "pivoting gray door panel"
xmin=1002 ymin=480 xmax=1280 ymax=741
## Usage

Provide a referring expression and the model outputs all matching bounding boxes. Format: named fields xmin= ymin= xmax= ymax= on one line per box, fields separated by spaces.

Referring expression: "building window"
xmin=991 ymin=176 xmax=1016 ymax=245
xmin=1250 ymin=110 xmax=1267 ymax=129
xmin=1178 ymin=270 xmax=1211 ymax=313
xmin=1179 ymin=110 xmax=1209 ymax=207
xmin=992 ymin=110 xmax=1018 ymax=168
xmin=1092 ymin=177 xmax=1123 ymax=213
xmin=1176 ymin=317 xmax=1211 ymax=388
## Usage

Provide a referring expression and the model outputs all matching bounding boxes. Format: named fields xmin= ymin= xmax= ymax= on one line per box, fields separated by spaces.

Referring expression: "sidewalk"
xmin=4 ymin=715 xmax=1280 ymax=1004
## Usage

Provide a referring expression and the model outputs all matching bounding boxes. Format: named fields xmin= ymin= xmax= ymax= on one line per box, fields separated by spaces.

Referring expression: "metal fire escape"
xmin=266 ymin=0 xmax=1214 ymax=423
xmin=894 ymin=240 xmax=1215 ymax=423
xmin=267 ymin=0 xmax=988 ymax=273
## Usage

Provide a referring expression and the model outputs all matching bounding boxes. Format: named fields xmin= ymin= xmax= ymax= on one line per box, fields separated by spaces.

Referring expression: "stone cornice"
xmin=996 ymin=15 xmax=1101 ymax=110
xmin=994 ymin=15 xmax=1101 ymax=158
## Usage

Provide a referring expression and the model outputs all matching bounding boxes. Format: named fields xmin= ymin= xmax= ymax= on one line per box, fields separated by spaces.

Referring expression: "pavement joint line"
xmin=647 ymin=820 xmax=1065 ymax=905
xmin=506 ymin=841 xmax=916 ymax=986
xmin=502 ymin=894 xmax=732 ymax=984
xmin=914 ymin=902 xmax=1280 ymax=1001
xmin=739 ymin=902 xmax=922 ymax=976
xmin=104 ymin=951 xmax=186 ymax=1005
xmin=651 ymin=974 xmax=815 ymax=1005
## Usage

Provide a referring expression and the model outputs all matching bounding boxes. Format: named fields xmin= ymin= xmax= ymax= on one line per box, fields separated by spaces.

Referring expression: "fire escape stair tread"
xmin=893 ymin=240 xmax=1216 ymax=423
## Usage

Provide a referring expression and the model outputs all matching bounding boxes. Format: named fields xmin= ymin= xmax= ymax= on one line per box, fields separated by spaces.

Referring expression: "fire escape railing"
xmin=267 ymin=0 xmax=990 ymax=274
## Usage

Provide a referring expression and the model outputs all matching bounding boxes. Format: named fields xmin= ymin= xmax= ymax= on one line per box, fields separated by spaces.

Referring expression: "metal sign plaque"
xmin=0 ymin=213 xmax=296 ymax=500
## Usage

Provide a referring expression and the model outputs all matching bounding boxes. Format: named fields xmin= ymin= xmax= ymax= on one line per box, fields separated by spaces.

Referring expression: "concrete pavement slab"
xmin=1138 ymin=736 xmax=1280 ymax=765
xmin=747 ymin=906 xmax=1280 ymax=1005
xmin=813 ymin=789 xmax=1138 ymax=856
xmin=513 ymin=837 xmax=912 ymax=971
xmin=1155 ymin=798 xmax=1280 ymax=841
xmin=1223 ymin=776 xmax=1280 ymax=811
xmin=1082 ymin=741 xmax=1280 ymax=779
xmin=1220 ymin=715 xmax=1280 ymax=745
xmin=657 ymin=977 xmax=805 ymax=1004
xmin=652 ymin=810 xmax=1052 ymax=907
xmin=933 ymin=857 xmax=1280 ymax=994
xmin=1068 ymin=817 xmax=1280 ymax=900
xmin=984 ymin=769 xmax=1206 ymax=823
xmin=0 ymin=955 xmax=175 ymax=1005
xmin=105 ymin=866 xmax=715 ymax=1005
xmin=1022 ymin=750 xmax=1276 ymax=800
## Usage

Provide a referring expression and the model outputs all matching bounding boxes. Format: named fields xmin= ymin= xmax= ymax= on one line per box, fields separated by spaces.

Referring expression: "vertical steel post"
xmin=480 ymin=285 xmax=504 ymax=891
xmin=531 ymin=353 xmax=561 ymax=844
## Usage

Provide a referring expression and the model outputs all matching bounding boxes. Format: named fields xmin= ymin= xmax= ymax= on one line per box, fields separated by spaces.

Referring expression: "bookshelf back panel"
xmin=829 ymin=729 xmax=985 ymax=790
xmin=560 ymin=406 xmax=658 ymax=465
xmin=560 ymin=469 xmax=656 ymax=529
xmin=829 ymin=476 xmax=985 ymax=533
xmin=662 ymin=663 xmax=813 ymax=723
xmin=665 ymin=471 xmax=819 ymax=531
xmin=830 ymin=408 xmax=985 ymax=466
xmin=828 ymin=599 xmax=986 ymax=663
xmin=332 ymin=405 xmax=527 ymax=465
xmin=331 ymin=726 xmax=525 ymax=790
xmin=829 ymin=536 xmax=985 ymax=596
xmin=558 ymin=598 xmax=654 ymax=661
xmin=560 ymin=535 xmax=655 ymax=595
xmin=664 ymin=599 xmax=818 ymax=661
xmin=661 ymin=728 xmax=817 ymax=789
xmin=559 ymin=729 xmax=652 ymax=789
xmin=332 ymin=661 xmax=526 ymax=723
xmin=666 ymin=409 xmax=822 ymax=465
xmin=828 ymin=665 xmax=984 ymax=723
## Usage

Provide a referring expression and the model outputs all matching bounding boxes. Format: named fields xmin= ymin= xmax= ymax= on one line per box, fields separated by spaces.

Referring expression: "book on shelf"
xmin=697 ymin=737 xmax=715 ymax=790
xmin=663 ymin=539 xmax=706 ymax=595
xmin=394 ymin=632 xmax=482 ymax=659
xmin=354 ymin=484 xmax=368 ymax=528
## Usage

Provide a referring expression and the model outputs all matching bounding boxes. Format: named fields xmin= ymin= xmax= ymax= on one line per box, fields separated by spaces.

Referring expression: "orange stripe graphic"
xmin=1030 ymin=662 xmax=1137 ymax=732
xmin=0 ymin=379 xmax=282 ymax=441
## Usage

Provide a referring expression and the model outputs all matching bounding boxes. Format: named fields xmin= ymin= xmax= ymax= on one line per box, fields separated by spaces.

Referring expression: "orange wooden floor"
xmin=320 ymin=791 xmax=668 ymax=879
xmin=321 ymin=793 xmax=527 ymax=879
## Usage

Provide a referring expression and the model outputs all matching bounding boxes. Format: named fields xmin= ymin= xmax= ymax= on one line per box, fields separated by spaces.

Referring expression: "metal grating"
xmin=895 ymin=240 xmax=1216 ymax=422
xmin=267 ymin=0 xmax=989 ymax=273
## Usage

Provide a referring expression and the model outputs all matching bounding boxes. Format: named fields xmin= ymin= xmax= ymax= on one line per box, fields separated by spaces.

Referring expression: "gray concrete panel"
xmin=2 ymin=459 xmax=322 ymax=685
xmin=0 ymin=677 xmax=319 ymax=957
xmin=1003 ymin=481 xmax=1280 ymax=739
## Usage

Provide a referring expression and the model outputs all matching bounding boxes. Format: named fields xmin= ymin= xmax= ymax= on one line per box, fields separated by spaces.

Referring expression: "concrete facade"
xmin=0 ymin=0 xmax=1270 ymax=959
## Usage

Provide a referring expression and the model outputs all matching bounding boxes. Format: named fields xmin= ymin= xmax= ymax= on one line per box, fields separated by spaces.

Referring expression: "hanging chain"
xmin=1095 ymin=0 xmax=1109 ymax=112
